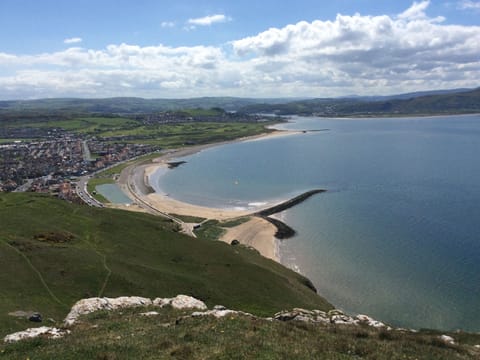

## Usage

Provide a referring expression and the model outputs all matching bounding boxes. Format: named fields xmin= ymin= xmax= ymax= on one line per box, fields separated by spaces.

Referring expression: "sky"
xmin=0 ymin=0 xmax=479 ymax=99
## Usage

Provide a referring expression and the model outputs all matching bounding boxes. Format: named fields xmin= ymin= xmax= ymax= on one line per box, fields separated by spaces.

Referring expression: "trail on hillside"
xmin=1 ymin=238 xmax=68 ymax=308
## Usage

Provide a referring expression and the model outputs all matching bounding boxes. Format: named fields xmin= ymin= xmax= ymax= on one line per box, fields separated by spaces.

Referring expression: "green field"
xmin=98 ymin=121 xmax=273 ymax=147
xmin=8 ymin=117 xmax=138 ymax=134
xmin=0 ymin=193 xmax=331 ymax=338
xmin=3 ymin=115 xmax=275 ymax=148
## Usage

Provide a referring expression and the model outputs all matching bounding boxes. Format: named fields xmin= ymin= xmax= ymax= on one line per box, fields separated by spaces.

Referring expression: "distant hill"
xmin=344 ymin=88 xmax=473 ymax=102
xmin=0 ymin=97 xmax=295 ymax=115
xmin=239 ymin=88 xmax=480 ymax=116
xmin=0 ymin=88 xmax=477 ymax=117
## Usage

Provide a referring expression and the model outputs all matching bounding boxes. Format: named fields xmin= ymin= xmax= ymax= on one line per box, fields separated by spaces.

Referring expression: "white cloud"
xmin=457 ymin=0 xmax=480 ymax=10
xmin=63 ymin=37 xmax=83 ymax=44
xmin=0 ymin=2 xmax=479 ymax=99
xmin=187 ymin=14 xmax=231 ymax=26
xmin=161 ymin=21 xmax=175 ymax=28
xmin=398 ymin=1 xmax=430 ymax=19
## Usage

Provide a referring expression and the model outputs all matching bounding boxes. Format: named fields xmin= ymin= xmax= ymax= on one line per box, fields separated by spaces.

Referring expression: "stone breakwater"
xmin=3 ymin=295 xmax=467 ymax=347
xmin=255 ymin=189 xmax=326 ymax=239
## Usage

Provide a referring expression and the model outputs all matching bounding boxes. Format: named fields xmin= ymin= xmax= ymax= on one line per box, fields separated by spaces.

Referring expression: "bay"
xmin=155 ymin=114 xmax=480 ymax=331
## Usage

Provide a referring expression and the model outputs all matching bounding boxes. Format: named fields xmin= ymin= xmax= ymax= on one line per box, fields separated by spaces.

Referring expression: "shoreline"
xmin=118 ymin=129 xmax=307 ymax=262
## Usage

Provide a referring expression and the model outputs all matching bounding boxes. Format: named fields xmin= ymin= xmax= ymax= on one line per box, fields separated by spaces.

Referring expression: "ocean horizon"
xmin=151 ymin=114 xmax=480 ymax=332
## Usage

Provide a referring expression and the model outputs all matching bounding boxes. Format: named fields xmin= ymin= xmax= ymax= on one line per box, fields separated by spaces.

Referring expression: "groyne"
xmin=255 ymin=189 xmax=326 ymax=239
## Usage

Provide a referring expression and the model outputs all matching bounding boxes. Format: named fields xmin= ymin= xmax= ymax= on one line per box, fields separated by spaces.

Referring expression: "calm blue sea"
xmin=154 ymin=115 xmax=480 ymax=331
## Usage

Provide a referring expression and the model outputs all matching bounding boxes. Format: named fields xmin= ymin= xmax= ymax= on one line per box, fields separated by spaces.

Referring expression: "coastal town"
xmin=0 ymin=126 xmax=159 ymax=195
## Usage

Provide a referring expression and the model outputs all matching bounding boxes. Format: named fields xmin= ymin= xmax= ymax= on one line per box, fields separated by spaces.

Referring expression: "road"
xmin=82 ymin=140 xmax=94 ymax=162
xmin=75 ymin=175 xmax=104 ymax=208
xmin=123 ymin=163 xmax=197 ymax=237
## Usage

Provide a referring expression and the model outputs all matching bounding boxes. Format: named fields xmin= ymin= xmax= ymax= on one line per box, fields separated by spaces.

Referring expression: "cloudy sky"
xmin=0 ymin=0 xmax=479 ymax=99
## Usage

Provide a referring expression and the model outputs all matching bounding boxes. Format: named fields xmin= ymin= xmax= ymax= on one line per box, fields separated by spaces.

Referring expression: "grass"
xmin=168 ymin=214 xmax=207 ymax=223
xmin=7 ymin=117 xmax=138 ymax=134
xmin=95 ymin=152 xmax=161 ymax=178
xmin=219 ymin=217 xmax=251 ymax=228
xmin=98 ymin=122 xmax=275 ymax=147
xmin=0 ymin=138 xmax=33 ymax=144
xmin=194 ymin=220 xmax=226 ymax=241
xmin=2 ymin=306 xmax=479 ymax=359
xmin=194 ymin=218 xmax=252 ymax=241
xmin=0 ymin=193 xmax=331 ymax=338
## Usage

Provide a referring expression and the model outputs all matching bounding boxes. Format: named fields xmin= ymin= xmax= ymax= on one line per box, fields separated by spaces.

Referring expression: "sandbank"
xmin=220 ymin=217 xmax=279 ymax=261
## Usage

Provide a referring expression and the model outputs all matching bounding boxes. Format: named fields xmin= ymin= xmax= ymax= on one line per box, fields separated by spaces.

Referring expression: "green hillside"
xmin=239 ymin=88 xmax=480 ymax=116
xmin=0 ymin=193 xmax=331 ymax=338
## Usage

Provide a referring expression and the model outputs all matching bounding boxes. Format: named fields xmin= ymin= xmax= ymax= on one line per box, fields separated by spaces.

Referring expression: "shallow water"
xmin=96 ymin=183 xmax=132 ymax=204
xmin=155 ymin=114 xmax=480 ymax=331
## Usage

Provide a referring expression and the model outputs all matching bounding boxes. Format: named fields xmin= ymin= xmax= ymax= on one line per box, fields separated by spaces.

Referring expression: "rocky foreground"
xmin=4 ymin=294 xmax=475 ymax=351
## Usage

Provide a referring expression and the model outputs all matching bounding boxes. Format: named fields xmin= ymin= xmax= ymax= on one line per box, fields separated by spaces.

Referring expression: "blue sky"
xmin=0 ymin=0 xmax=479 ymax=99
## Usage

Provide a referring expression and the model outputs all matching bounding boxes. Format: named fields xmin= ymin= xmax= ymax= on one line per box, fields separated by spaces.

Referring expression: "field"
xmin=0 ymin=193 xmax=331 ymax=338
xmin=2 ymin=114 xmax=275 ymax=148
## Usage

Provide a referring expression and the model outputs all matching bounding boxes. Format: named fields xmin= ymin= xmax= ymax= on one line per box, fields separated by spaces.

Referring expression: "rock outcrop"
xmin=64 ymin=296 xmax=152 ymax=326
xmin=153 ymin=294 xmax=207 ymax=311
xmin=64 ymin=295 xmax=206 ymax=326
xmin=273 ymin=308 xmax=390 ymax=328
xmin=4 ymin=327 xmax=69 ymax=343
xmin=4 ymin=295 xmax=396 ymax=344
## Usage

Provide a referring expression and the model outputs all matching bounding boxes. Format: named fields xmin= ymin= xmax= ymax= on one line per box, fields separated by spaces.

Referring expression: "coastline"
xmin=118 ymin=129 xmax=304 ymax=262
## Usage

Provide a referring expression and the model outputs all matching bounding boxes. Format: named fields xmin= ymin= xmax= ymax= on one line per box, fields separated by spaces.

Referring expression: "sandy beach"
xmin=118 ymin=129 xmax=301 ymax=262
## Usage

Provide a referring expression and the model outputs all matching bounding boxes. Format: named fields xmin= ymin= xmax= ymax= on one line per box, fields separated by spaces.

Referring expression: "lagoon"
xmin=96 ymin=183 xmax=132 ymax=204
xmin=155 ymin=114 xmax=480 ymax=331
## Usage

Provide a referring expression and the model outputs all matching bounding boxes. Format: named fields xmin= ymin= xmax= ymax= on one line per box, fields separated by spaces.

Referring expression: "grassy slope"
xmin=2 ymin=307 xmax=480 ymax=359
xmin=0 ymin=193 xmax=331 ymax=338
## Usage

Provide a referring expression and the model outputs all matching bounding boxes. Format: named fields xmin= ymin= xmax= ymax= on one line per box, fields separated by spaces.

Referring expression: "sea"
xmin=151 ymin=114 xmax=480 ymax=332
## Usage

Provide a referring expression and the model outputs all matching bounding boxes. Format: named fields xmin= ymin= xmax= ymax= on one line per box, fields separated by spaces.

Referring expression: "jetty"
xmin=255 ymin=189 xmax=326 ymax=239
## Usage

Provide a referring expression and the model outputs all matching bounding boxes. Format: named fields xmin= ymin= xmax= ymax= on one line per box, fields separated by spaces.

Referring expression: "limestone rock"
xmin=274 ymin=308 xmax=329 ymax=323
xmin=152 ymin=295 xmax=207 ymax=310
xmin=139 ymin=311 xmax=159 ymax=316
xmin=4 ymin=327 xmax=69 ymax=343
xmin=64 ymin=296 xmax=152 ymax=326
xmin=355 ymin=314 xmax=386 ymax=328
xmin=191 ymin=309 xmax=238 ymax=318
xmin=108 ymin=296 xmax=152 ymax=310
xmin=439 ymin=334 xmax=455 ymax=345
xmin=171 ymin=295 xmax=207 ymax=310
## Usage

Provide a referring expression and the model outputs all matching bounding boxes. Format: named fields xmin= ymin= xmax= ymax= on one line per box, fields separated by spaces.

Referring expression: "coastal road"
xmin=75 ymin=175 xmax=104 ymax=208
xmin=122 ymin=163 xmax=197 ymax=238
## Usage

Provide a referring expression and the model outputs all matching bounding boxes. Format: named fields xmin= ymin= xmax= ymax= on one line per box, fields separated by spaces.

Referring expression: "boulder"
xmin=439 ymin=334 xmax=455 ymax=345
xmin=171 ymin=295 xmax=207 ymax=310
xmin=28 ymin=313 xmax=42 ymax=323
xmin=152 ymin=295 xmax=207 ymax=310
